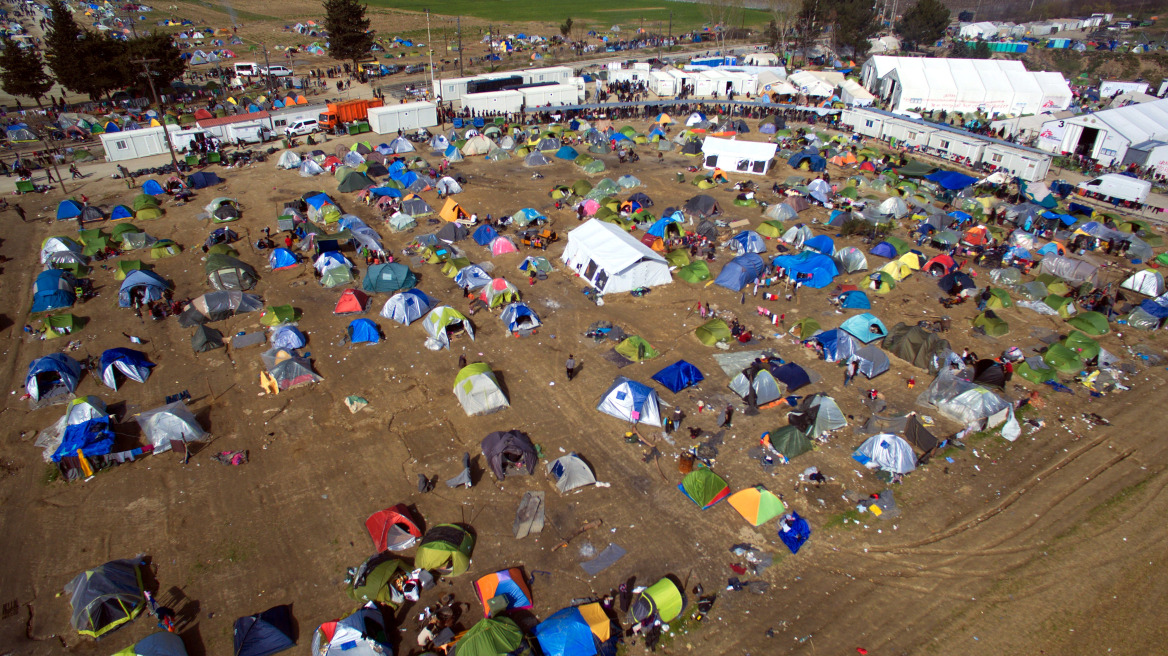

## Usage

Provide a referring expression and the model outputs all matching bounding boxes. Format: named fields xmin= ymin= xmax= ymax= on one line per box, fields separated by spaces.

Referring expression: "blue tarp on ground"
xmin=771 ymin=251 xmax=839 ymax=289
xmin=347 ymin=318 xmax=380 ymax=344
xmin=840 ymin=313 xmax=888 ymax=343
xmin=141 ymin=179 xmax=165 ymax=195
xmin=53 ymin=417 xmax=114 ymax=462
xmin=804 ymin=235 xmax=835 ymax=256
xmin=304 ymin=193 xmax=334 ymax=209
xmin=778 ymin=511 xmax=811 ymax=553
xmin=31 ymin=269 xmax=76 ymax=313
xmin=925 ymin=170 xmax=978 ymax=190
xmin=651 ymin=360 xmax=705 ymax=393
xmin=473 ymin=224 xmax=499 ymax=246
xmin=715 ymin=253 xmax=766 ymax=291
xmin=839 ymin=290 xmax=871 ymax=309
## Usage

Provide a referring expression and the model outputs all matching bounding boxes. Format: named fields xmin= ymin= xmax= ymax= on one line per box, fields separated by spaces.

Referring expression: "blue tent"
xmin=368 ymin=186 xmax=403 ymax=198
xmin=233 ymin=605 xmax=296 ymax=656
xmin=118 ymin=270 xmax=169 ymax=307
xmin=56 ymin=199 xmax=84 ymax=220
xmin=533 ymin=605 xmax=613 ymax=656
xmin=647 ymin=216 xmax=683 ymax=238
xmin=53 ymin=417 xmax=114 ymax=462
xmin=788 ymin=152 xmax=826 ymax=172
xmin=454 ymin=265 xmax=492 ymax=290
xmin=141 ymin=179 xmax=165 ymax=195
xmin=840 ymin=313 xmax=888 ymax=343
xmin=771 ymin=252 xmax=838 ymax=288
xmin=363 ymin=262 xmax=417 ymax=293
xmin=839 ymin=290 xmax=871 ymax=309
xmin=870 ymin=241 xmax=898 ymax=259
xmin=611 ymin=133 xmax=631 ymax=142
xmin=25 ymin=353 xmax=82 ymax=400
xmin=1041 ymin=210 xmax=1078 ymax=226
xmin=778 ymin=510 xmax=811 ymax=554
xmin=813 ymin=328 xmax=858 ymax=362
xmin=473 ymin=224 xmax=499 ymax=246
xmin=731 ymin=230 xmax=766 ymax=254
xmin=391 ymin=170 xmax=419 ymax=187
xmin=186 ymin=171 xmax=222 ymax=189
xmin=500 ymin=302 xmax=541 ymax=333
xmin=554 ymin=145 xmax=579 ymax=160
xmin=268 ymin=248 xmax=299 ymax=270
xmin=938 ymin=271 xmax=975 ymax=293
xmin=98 ymin=348 xmax=154 ymax=390
xmin=315 ymin=251 xmax=348 ymax=271
xmin=714 ymin=253 xmax=766 ymax=291
xmin=110 ymin=205 xmax=134 ymax=220
xmin=804 ymin=235 xmax=835 ymax=256
xmin=1140 ymin=298 xmax=1168 ymax=319
xmin=347 ymin=318 xmax=380 ymax=344
xmin=925 ymin=170 xmax=978 ymax=190
xmin=651 ymin=360 xmax=705 ymax=393
xmin=304 ymin=193 xmax=334 ymax=210
xmin=271 ymin=325 xmax=307 ymax=350
xmin=772 ymin=362 xmax=811 ymax=391
xmin=31 ymin=269 xmax=76 ymax=312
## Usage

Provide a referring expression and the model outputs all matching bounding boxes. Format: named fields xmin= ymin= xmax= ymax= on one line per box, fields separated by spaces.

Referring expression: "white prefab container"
xmin=520 ymin=84 xmax=581 ymax=108
xmin=700 ymin=136 xmax=778 ymax=174
xmin=101 ymin=126 xmax=208 ymax=162
xmin=927 ymin=131 xmax=985 ymax=160
xmin=983 ymin=143 xmax=1052 ymax=182
xmin=842 ymin=107 xmax=884 ymax=137
xmin=648 ymin=70 xmax=678 ymax=97
xmin=1100 ymin=80 xmax=1150 ymax=98
xmin=367 ymin=101 xmax=439 ymax=134
xmin=268 ymin=104 xmax=326 ymax=133
xmin=225 ymin=122 xmax=270 ymax=144
xmin=462 ymin=90 xmax=524 ymax=114
xmin=607 ymin=69 xmax=648 ymax=85
xmin=520 ymin=65 xmax=573 ymax=85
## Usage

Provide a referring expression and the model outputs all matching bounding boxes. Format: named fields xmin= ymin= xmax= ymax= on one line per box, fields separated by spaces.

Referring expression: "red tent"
xmin=924 ymin=254 xmax=957 ymax=275
xmin=334 ymin=288 xmax=369 ymax=315
xmin=365 ymin=503 xmax=423 ymax=552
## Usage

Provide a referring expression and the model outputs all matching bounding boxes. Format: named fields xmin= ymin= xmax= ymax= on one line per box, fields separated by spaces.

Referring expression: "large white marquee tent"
xmin=860 ymin=56 xmax=1071 ymax=115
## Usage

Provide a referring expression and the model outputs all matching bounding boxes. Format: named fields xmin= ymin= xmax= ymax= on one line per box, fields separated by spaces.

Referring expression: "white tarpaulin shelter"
xmin=700 ymin=136 xmax=778 ymax=175
xmin=562 ymin=219 xmax=671 ymax=294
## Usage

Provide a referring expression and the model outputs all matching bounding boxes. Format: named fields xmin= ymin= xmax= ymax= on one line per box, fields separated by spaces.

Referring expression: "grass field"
xmin=365 ymin=0 xmax=771 ymax=31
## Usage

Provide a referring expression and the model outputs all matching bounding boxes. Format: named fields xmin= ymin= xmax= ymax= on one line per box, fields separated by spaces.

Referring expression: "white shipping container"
xmin=462 ymin=90 xmax=525 ymax=114
xmin=367 ymin=102 xmax=439 ymax=134
xmin=101 ymin=126 xmax=208 ymax=162
xmin=521 ymin=84 xmax=580 ymax=108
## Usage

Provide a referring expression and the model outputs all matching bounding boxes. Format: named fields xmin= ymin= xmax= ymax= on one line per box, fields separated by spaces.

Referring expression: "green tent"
xmin=1042 ymin=343 xmax=1082 ymax=374
xmin=415 ymin=524 xmax=474 ymax=576
xmin=260 ymin=304 xmax=299 ymax=327
xmin=790 ymin=317 xmax=821 ymax=340
xmin=1062 ymin=330 xmax=1100 ymax=361
xmin=82 ymin=236 xmax=112 ymax=257
xmin=452 ymin=617 xmax=523 ymax=656
xmin=766 ymin=425 xmax=814 ymax=459
xmin=41 ymin=314 xmax=82 ymax=339
xmin=695 ymin=318 xmax=730 ymax=345
xmin=65 ymin=559 xmax=144 ymax=638
xmin=110 ymin=223 xmax=141 ymax=242
xmin=570 ymin=179 xmax=592 ymax=196
xmin=136 ymin=207 xmax=163 ymax=221
xmin=677 ymin=261 xmax=711 ymax=284
xmin=1016 ymin=360 xmax=1057 ymax=384
xmin=150 ymin=239 xmax=181 ymax=259
xmin=78 ymin=228 xmax=106 ymax=246
xmin=1043 ymin=294 xmax=1075 ymax=318
xmin=346 ymin=555 xmax=409 ymax=607
xmin=664 ymin=249 xmax=690 ymax=267
xmin=114 ymin=260 xmax=146 ymax=280
xmin=633 ymin=578 xmax=685 ymax=623
xmin=870 ymin=271 xmax=896 ymax=294
xmin=337 ymin=171 xmax=375 ymax=193
xmin=615 ymin=336 xmax=659 ymax=361
xmin=756 ymin=220 xmax=784 ymax=238
xmin=1066 ymin=311 xmax=1109 ymax=336
xmin=320 ymin=266 xmax=355 ymax=288
xmin=131 ymin=194 xmax=159 ymax=211
xmin=580 ymin=159 xmax=605 ymax=174
xmin=972 ymin=311 xmax=1009 ymax=336
xmin=1046 ymin=281 xmax=1070 ymax=296
xmin=679 ymin=467 xmax=730 ymax=509
xmin=884 ymin=236 xmax=910 ymax=256
xmin=207 ymin=243 xmax=238 ymax=257
xmin=985 ymin=288 xmax=1013 ymax=309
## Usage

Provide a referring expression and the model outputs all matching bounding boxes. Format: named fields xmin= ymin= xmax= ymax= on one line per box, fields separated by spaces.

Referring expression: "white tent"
xmin=700 ymin=136 xmax=778 ymax=175
xmin=596 ymin=377 xmax=662 ymax=426
xmin=453 ymin=364 xmax=509 ymax=416
xmin=1121 ymin=269 xmax=1165 ymax=297
xmin=546 ymin=454 xmax=596 ymax=494
xmin=460 ymin=135 xmax=494 ymax=156
xmin=853 ymin=434 xmax=917 ymax=474
xmin=299 ymin=160 xmax=325 ymax=177
xmin=561 ymin=219 xmax=671 ymax=294
xmin=135 ymin=401 xmax=208 ymax=453
xmin=276 ymin=151 xmax=302 ymax=169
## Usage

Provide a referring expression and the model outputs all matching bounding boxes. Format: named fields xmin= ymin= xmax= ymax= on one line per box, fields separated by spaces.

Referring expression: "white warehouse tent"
xmin=1037 ymin=98 xmax=1168 ymax=167
xmin=700 ymin=136 xmax=778 ymax=174
xmin=859 ymin=56 xmax=1071 ymax=115
xmin=561 ymin=219 xmax=672 ymax=294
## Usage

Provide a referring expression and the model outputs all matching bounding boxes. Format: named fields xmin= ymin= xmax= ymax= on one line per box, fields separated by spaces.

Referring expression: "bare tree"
xmin=769 ymin=0 xmax=800 ymax=53
xmin=703 ymin=0 xmax=746 ymax=52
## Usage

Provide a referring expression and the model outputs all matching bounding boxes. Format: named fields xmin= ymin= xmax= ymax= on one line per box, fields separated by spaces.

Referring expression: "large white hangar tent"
xmin=1036 ymin=98 xmax=1168 ymax=171
xmin=859 ymin=56 xmax=1071 ymax=115
xmin=562 ymin=219 xmax=671 ymax=294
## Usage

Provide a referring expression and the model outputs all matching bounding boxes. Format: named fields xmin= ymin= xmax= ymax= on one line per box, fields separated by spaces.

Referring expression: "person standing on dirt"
xmin=458 ymin=354 xmax=467 ymax=369
xmin=844 ymin=360 xmax=858 ymax=387
xmin=565 ymin=354 xmax=577 ymax=381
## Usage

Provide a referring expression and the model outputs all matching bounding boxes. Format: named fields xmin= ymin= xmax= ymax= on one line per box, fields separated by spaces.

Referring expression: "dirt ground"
xmin=2 ymin=109 xmax=1168 ymax=656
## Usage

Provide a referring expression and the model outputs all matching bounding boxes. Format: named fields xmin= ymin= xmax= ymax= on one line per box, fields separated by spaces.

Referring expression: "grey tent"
xmin=1037 ymin=254 xmax=1099 ymax=287
xmin=402 ymin=197 xmax=433 ymax=216
xmin=917 ymin=368 xmax=1012 ymax=427
xmin=684 ymin=194 xmax=721 ymax=217
xmin=853 ymin=344 xmax=890 ymax=378
xmin=436 ymin=222 xmax=468 ymax=243
xmin=853 ymin=433 xmax=916 ymax=474
xmin=523 ymin=151 xmax=552 ymax=166
xmin=179 ymin=291 xmax=263 ymax=326
xmin=788 ymin=394 xmax=847 ymax=437
xmin=192 ymin=325 xmax=224 ymax=352
xmin=65 ymin=558 xmax=144 ymax=638
xmin=729 ymin=365 xmax=784 ymax=406
xmin=206 ymin=253 xmax=259 ymax=291
xmin=695 ymin=220 xmax=718 ymax=241
xmin=481 ymin=430 xmax=537 ymax=480
xmin=833 ymin=247 xmax=869 ymax=273
xmin=546 ymin=453 xmax=596 ymax=493
xmin=883 ymin=323 xmax=951 ymax=374
xmin=136 ymin=401 xmax=208 ymax=452
xmin=265 ymin=351 xmax=323 ymax=390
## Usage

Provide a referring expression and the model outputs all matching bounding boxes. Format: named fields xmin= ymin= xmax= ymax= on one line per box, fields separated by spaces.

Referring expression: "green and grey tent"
xmin=415 ymin=524 xmax=475 ymax=576
xmin=346 ymin=553 xmax=409 ymax=607
xmin=765 ymin=425 xmax=814 ymax=459
xmin=453 ymin=363 xmax=509 ymax=416
xmin=1066 ymin=311 xmax=1109 ymax=336
xmin=972 ymin=311 xmax=1009 ymax=336
xmin=695 ymin=318 xmax=731 ymax=345
xmin=451 ymin=617 xmax=524 ymax=656
xmin=615 ymin=336 xmax=659 ymax=361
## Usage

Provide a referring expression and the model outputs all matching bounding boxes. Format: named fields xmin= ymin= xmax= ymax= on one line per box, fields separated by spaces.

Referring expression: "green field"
xmin=366 ymin=0 xmax=771 ymax=31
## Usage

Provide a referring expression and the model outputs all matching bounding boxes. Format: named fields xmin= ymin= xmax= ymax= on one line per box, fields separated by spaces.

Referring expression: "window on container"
xmin=865 ymin=120 xmax=874 ymax=127
xmin=115 ymin=140 xmax=127 ymax=150
xmin=991 ymin=153 xmax=1004 ymax=163
xmin=940 ymin=140 xmax=950 ymax=149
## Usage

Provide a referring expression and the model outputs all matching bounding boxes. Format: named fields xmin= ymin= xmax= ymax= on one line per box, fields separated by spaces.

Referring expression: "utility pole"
xmin=39 ymin=133 xmax=66 ymax=194
xmin=458 ymin=16 xmax=463 ymax=76
xmin=133 ymin=58 xmax=181 ymax=175
xmin=426 ymin=9 xmax=436 ymax=97
xmin=668 ymin=11 xmax=673 ymax=51
xmin=261 ymin=42 xmax=276 ymax=102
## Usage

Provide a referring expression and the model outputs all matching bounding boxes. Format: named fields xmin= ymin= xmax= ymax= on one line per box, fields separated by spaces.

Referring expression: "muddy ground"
xmin=0 ymin=110 xmax=1167 ymax=656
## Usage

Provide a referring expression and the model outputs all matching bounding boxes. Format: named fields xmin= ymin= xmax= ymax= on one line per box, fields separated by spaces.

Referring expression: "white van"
xmin=285 ymin=118 xmax=319 ymax=137
xmin=234 ymin=62 xmax=259 ymax=77
xmin=1077 ymin=173 xmax=1151 ymax=204
xmin=263 ymin=65 xmax=293 ymax=77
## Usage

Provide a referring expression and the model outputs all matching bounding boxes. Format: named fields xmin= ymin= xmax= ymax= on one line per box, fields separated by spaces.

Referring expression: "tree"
xmin=75 ymin=32 xmax=128 ymax=101
xmin=764 ymin=20 xmax=782 ymax=50
xmin=120 ymin=31 xmax=187 ymax=95
xmin=323 ymin=0 xmax=373 ymax=67
xmin=703 ymin=0 xmax=745 ymax=51
xmin=793 ymin=0 xmax=826 ymax=60
xmin=896 ymin=0 xmax=950 ymax=51
xmin=768 ymin=0 xmax=799 ymax=54
xmin=559 ymin=17 xmax=573 ymax=40
xmin=973 ymin=40 xmax=991 ymax=58
xmin=0 ymin=41 xmax=54 ymax=107
xmin=44 ymin=0 xmax=87 ymax=94
xmin=826 ymin=0 xmax=878 ymax=58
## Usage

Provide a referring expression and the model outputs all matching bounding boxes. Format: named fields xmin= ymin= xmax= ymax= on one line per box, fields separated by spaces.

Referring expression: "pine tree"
xmin=323 ymin=0 xmax=374 ymax=67
xmin=121 ymin=32 xmax=187 ymax=96
xmin=895 ymin=0 xmax=950 ymax=51
xmin=44 ymin=0 xmax=86 ymax=94
xmin=827 ymin=0 xmax=878 ymax=59
xmin=75 ymin=32 xmax=128 ymax=101
xmin=0 ymin=40 xmax=54 ymax=107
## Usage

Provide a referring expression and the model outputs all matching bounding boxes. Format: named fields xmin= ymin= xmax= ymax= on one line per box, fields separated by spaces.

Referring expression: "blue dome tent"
xmin=840 ymin=313 xmax=888 ymax=343
xmin=25 ymin=353 xmax=82 ymax=400
xmin=98 ymin=348 xmax=155 ymax=390
xmin=141 ymin=179 xmax=166 ymax=195
xmin=870 ymin=241 xmax=899 ymax=259
xmin=772 ymin=252 xmax=839 ymax=288
xmin=31 ymin=269 xmax=76 ymax=313
xmin=268 ymin=248 xmax=299 ymax=270
xmin=118 ymin=270 xmax=169 ymax=307
xmin=714 ymin=253 xmax=766 ymax=291
xmin=499 ymin=302 xmax=541 ymax=333
xmin=729 ymin=230 xmax=766 ymax=255
xmin=652 ymin=360 xmax=705 ymax=393
xmin=347 ymin=318 xmax=381 ymax=344
xmin=839 ymin=290 xmax=871 ymax=309
xmin=473 ymin=225 xmax=499 ymax=246
xmin=56 ymin=199 xmax=84 ymax=220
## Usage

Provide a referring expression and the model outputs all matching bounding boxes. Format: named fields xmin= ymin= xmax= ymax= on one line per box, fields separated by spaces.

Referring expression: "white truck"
xmin=234 ymin=62 xmax=259 ymax=77
xmin=1076 ymin=173 xmax=1151 ymax=205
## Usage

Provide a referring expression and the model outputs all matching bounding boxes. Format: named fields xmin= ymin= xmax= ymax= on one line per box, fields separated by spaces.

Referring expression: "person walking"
xmin=844 ymin=360 xmax=858 ymax=387
xmin=565 ymin=354 xmax=577 ymax=381
xmin=719 ymin=403 xmax=733 ymax=428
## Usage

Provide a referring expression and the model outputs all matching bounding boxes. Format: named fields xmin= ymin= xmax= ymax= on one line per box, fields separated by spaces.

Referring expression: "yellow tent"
xmin=439 ymin=198 xmax=470 ymax=223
